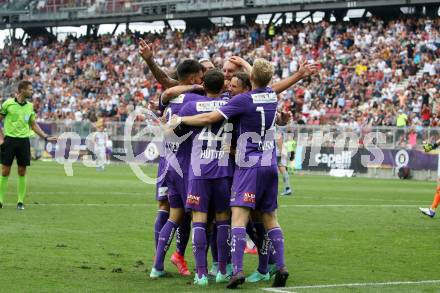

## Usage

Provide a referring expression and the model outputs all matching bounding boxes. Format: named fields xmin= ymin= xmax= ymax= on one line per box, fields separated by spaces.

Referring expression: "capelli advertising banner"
xmin=298 ymin=146 xmax=369 ymax=173
xmin=296 ymin=147 xmax=439 ymax=175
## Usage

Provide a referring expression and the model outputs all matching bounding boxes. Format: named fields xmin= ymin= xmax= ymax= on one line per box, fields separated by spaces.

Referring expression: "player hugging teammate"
xmin=139 ymin=39 xmax=318 ymax=289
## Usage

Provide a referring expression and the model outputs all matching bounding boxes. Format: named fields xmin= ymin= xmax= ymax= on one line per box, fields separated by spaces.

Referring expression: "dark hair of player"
xmin=176 ymin=59 xmax=203 ymax=81
xmin=18 ymin=80 xmax=32 ymax=92
xmin=232 ymin=72 xmax=251 ymax=90
xmin=203 ymin=69 xmax=224 ymax=94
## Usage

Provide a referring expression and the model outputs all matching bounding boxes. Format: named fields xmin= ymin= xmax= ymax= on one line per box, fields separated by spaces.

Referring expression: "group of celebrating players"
xmin=139 ymin=39 xmax=318 ymax=289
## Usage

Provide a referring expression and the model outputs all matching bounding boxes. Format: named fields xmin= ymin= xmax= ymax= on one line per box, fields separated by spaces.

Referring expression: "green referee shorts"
xmin=1 ymin=136 xmax=31 ymax=167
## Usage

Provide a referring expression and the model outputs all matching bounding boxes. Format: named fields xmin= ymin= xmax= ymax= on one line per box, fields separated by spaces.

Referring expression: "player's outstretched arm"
xmin=171 ymin=111 xmax=224 ymax=128
xmin=271 ymin=61 xmax=319 ymax=94
xmin=139 ymin=39 xmax=178 ymax=89
xmin=30 ymin=121 xmax=57 ymax=142
xmin=161 ymin=85 xmax=204 ymax=105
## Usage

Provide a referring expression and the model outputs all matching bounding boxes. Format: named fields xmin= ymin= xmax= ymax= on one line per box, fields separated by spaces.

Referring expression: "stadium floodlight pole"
xmin=139 ymin=39 xmax=179 ymax=89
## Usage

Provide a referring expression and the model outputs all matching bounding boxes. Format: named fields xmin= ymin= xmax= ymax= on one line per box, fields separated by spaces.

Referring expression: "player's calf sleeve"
xmin=17 ymin=176 xmax=26 ymax=204
xmin=267 ymin=227 xmax=286 ymax=271
xmin=154 ymin=220 xmax=178 ymax=271
xmin=154 ymin=210 xmax=169 ymax=249
xmin=176 ymin=213 xmax=191 ymax=257
xmin=254 ymin=222 xmax=270 ymax=274
xmin=216 ymin=220 xmax=230 ymax=274
xmin=0 ymin=176 xmax=8 ymax=203
xmin=231 ymin=227 xmax=247 ymax=275
xmin=192 ymin=222 xmax=208 ymax=278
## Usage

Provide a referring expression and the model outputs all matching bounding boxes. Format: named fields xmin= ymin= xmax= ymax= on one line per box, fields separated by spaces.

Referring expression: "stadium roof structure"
xmin=0 ymin=0 xmax=438 ymax=31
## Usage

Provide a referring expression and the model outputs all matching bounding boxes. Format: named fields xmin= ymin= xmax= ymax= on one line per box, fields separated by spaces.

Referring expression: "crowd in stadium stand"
xmin=0 ymin=17 xmax=438 ymax=130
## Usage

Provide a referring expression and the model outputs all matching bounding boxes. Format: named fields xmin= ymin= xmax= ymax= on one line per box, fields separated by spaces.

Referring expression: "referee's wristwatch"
xmin=44 ymin=135 xmax=49 ymax=142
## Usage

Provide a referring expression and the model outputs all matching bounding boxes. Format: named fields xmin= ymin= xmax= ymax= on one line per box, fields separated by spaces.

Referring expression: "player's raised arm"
xmin=139 ymin=39 xmax=179 ymax=89
xmin=271 ymin=61 xmax=319 ymax=94
xmin=229 ymin=56 xmax=252 ymax=75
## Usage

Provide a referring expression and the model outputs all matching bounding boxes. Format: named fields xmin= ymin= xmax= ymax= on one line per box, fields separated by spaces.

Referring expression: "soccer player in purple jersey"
xmin=173 ymin=69 xmax=235 ymax=285
xmin=150 ymin=59 xmax=205 ymax=278
xmin=172 ymin=58 xmax=318 ymax=289
xmin=139 ymin=42 xmax=201 ymax=277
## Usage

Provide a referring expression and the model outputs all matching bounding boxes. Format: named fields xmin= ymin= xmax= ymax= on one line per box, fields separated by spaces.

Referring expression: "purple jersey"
xmin=217 ymin=87 xmax=277 ymax=169
xmin=163 ymin=93 xmax=206 ymax=175
xmin=178 ymin=97 xmax=234 ymax=180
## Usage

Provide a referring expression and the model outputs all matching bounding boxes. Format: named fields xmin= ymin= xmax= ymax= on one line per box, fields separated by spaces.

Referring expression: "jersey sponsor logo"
xmin=186 ymin=194 xmax=201 ymax=206
xmin=196 ymin=100 xmax=228 ymax=112
xmin=169 ymin=94 xmax=185 ymax=104
xmin=251 ymin=92 xmax=277 ymax=104
xmin=243 ymin=192 xmax=256 ymax=203
xmin=165 ymin=141 xmax=180 ymax=153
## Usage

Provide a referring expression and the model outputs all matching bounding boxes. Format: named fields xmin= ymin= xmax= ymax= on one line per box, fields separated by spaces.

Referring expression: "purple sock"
xmin=154 ymin=219 xmax=178 ymax=271
xmin=193 ymin=222 xmax=208 ymax=278
xmin=267 ymin=227 xmax=286 ymax=271
xmin=210 ymin=222 xmax=218 ymax=263
xmin=254 ymin=222 xmax=270 ymax=274
xmin=154 ymin=210 xmax=169 ymax=249
xmin=216 ymin=220 xmax=230 ymax=274
xmin=231 ymin=226 xmax=246 ymax=275
xmin=176 ymin=213 xmax=191 ymax=257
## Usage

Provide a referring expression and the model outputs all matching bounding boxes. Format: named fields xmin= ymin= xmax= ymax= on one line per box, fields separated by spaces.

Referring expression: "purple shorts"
xmin=186 ymin=177 xmax=232 ymax=213
xmin=230 ymin=165 xmax=278 ymax=212
xmin=155 ymin=159 xmax=168 ymax=202
xmin=166 ymin=169 xmax=188 ymax=209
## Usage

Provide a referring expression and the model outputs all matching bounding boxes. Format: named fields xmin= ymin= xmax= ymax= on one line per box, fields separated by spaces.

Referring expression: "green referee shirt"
xmin=0 ymin=97 xmax=36 ymax=138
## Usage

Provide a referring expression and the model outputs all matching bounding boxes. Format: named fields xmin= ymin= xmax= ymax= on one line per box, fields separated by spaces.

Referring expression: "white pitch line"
xmin=23 ymin=203 xmax=422 ymax=208
xmin=279 ymin=204 xmax=419 ymax=208
xmin=261 ymin=279 xmax=440 ymax=292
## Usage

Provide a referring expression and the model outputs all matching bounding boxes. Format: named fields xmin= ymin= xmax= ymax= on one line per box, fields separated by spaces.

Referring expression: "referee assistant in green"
xmin=0 ymin=81 xmax=56 ymax=210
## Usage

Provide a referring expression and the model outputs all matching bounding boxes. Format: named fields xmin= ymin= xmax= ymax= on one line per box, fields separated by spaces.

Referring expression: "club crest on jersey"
xmin=251 ymin=92 xmax=277 ymax=104
xmin=186 ymin=194 xmax=200 ymax=206
xmin=24 ymin=114 xmax=30 ymax=122
xmin=196 ymin=101 xmax=227 ymax=112
xmin=243 ymin=192 xmax=256 ymax=203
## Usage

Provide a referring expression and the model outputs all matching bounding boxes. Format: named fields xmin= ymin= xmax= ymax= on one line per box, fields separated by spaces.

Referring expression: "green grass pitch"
xmin=0 ymin=161 xmax=439 ymax=292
